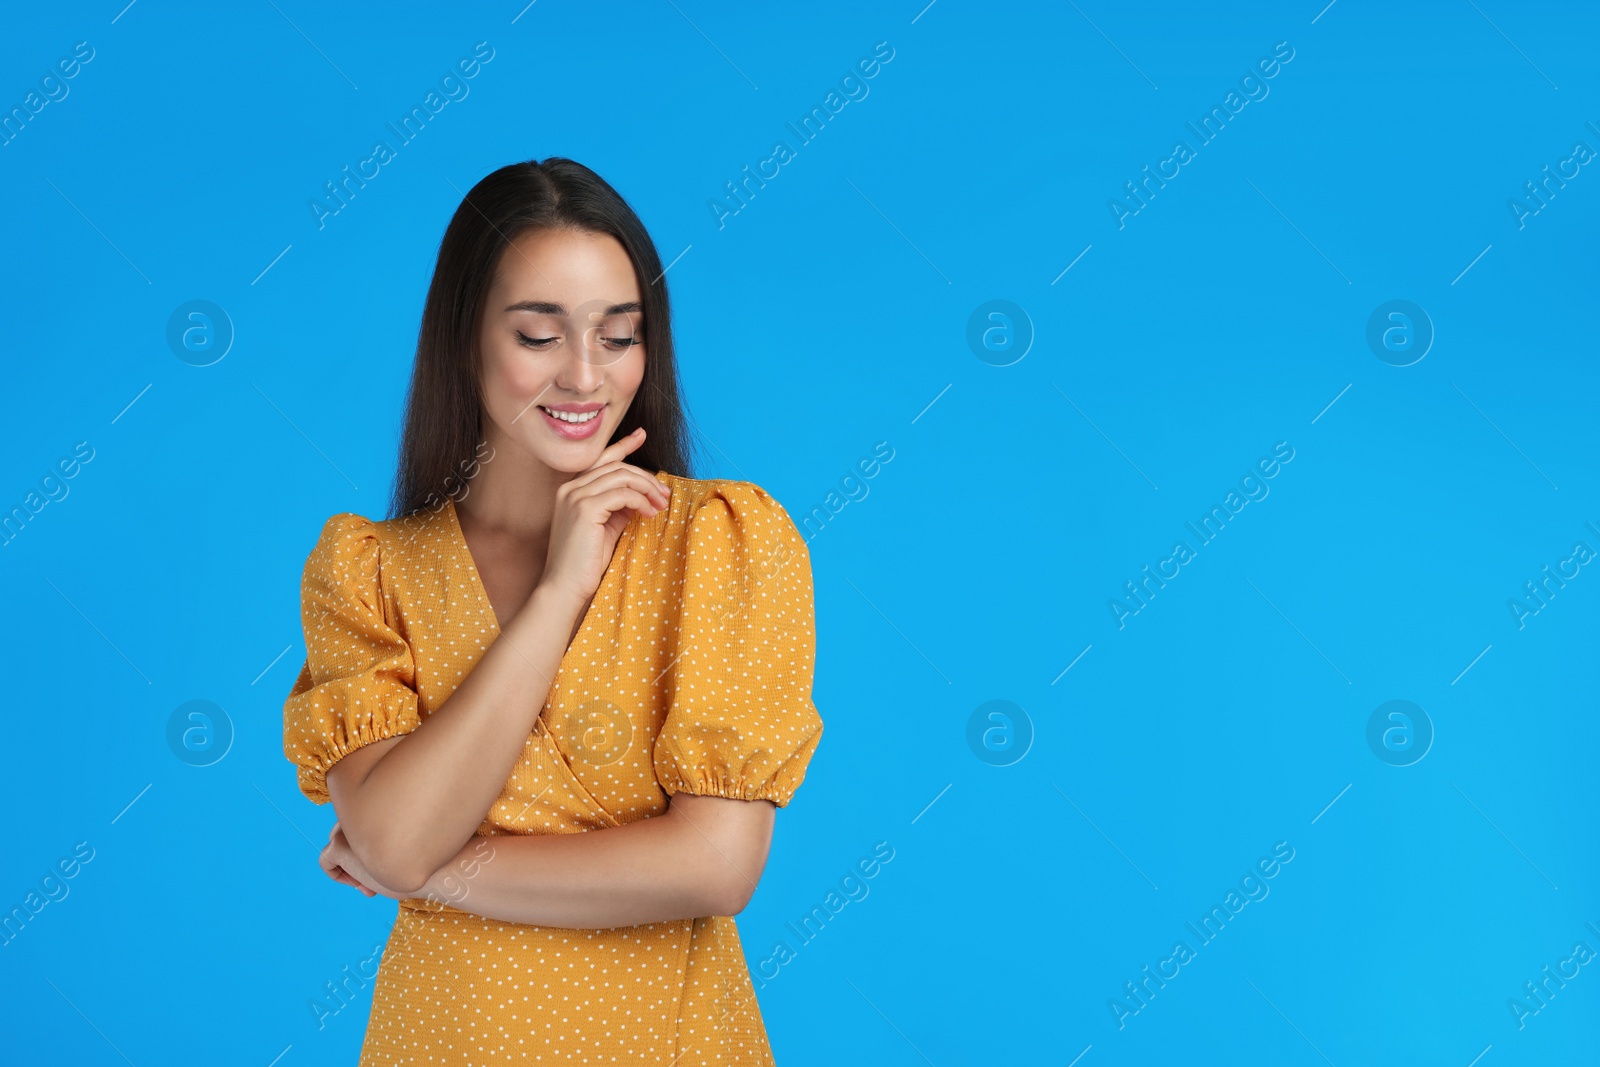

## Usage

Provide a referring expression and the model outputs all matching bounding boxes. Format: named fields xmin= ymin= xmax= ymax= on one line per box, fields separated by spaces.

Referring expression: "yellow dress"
xmin=282 ymin=472 xmax=824 ymax=1065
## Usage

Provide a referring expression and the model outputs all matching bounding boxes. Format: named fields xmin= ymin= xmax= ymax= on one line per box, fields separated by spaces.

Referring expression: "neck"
xmin=453 ymin=430 xmax=575 ymax=540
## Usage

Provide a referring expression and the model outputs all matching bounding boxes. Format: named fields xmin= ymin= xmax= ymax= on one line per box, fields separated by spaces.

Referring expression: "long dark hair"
xmin=388 ymin=157 xmax=697 ymax=520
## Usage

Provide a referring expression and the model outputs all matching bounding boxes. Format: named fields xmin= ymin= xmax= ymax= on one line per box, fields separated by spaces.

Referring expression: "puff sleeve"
xmin=282 ymin=513 xmax=422 ymax=806
xmin=653 ymin=482 xmax=824 ymax=808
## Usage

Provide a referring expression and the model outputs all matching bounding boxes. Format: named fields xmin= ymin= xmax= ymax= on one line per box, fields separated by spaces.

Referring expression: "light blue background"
xmin=2 ymin=1 xmax=1596 ymax=1064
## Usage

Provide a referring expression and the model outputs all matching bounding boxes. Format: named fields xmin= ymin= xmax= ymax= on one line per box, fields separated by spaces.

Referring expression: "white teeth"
xmin=542 ymin=407 xmax=599 ymax=423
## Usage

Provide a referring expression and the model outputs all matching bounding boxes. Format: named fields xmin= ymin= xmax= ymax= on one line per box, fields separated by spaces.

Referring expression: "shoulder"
xmin=652 ymin=472 xmax=807 ymax=555
xmin=300 ymin=509 xmax=423 ymax=588
xmin=304 ymin=511 xmax=385 ymax=557
xmin=311 ymin=510 xmax=377 ymax=542
xmin=306 ymin=505 xmax=436 ymax=558
xmin=649 ymin=475 xmax=814 ymax=616
xmin=296 ymin=513 xmax=378 ymax=596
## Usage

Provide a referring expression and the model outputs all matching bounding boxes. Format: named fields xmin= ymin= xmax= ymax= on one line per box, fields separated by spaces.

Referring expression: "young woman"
xmin=282 ymin=157 xmax=824 ymax=1064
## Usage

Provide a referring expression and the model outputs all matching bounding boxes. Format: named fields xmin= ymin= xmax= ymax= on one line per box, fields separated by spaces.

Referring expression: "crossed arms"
xmin=322 ymin=582 xmax=775 ymax=928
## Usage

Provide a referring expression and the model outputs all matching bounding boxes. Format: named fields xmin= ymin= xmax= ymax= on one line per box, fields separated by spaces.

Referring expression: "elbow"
xmin=326 ymin=746 xmax=440 ymax=893
xmin=664 ymin=793 xmax=775 ymax=917
xmin=368 ymin=831 xmax=440 ymax=897
xmin=704 ymin=882 xmax=746 ymax=918
xmin=720 ymin=881 xmax=757 ymax=917
xmin=355 ymin=853 xmax=430 ymax=898
xmin=373 ymin=855 xmax=432 ymax=898
xmin=339 ymin=818 xmax=434 ymax=897
xmin=709 ymin=865 xmax=762 ymax=917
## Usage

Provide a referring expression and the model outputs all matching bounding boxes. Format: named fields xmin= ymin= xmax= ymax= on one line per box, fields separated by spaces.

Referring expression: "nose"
xmin=553 ymin=325 xmax=607 ymax=393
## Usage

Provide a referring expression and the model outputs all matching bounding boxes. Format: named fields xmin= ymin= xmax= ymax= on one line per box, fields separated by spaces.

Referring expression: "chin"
xmin=531 ymin=444 xmax=601 ymax=473
xmin=530 ymin=437 xmax=607 ymax=473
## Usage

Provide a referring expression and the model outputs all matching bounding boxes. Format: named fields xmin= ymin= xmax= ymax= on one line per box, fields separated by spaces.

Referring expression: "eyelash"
xmin=515 ymin=330 xmax=641 ymax=351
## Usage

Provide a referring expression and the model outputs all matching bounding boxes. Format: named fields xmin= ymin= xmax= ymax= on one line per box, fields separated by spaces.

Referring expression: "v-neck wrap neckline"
xmin=443 ymin=490 xmax=636 ymax=665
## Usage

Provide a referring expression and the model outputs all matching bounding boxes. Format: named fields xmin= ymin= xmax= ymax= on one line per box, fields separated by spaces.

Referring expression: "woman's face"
xmin=477 ymin=226 xmax=647 ymax=475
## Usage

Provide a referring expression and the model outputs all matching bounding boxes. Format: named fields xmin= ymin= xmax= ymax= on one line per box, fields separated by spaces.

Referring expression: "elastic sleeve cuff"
xmin=282 ymin=512 xmax=423 ymax=806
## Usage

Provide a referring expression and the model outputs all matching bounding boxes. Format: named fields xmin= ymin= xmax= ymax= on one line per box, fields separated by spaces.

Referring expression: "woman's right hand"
xmin=539 ymin=427 xmax=671 ymax=610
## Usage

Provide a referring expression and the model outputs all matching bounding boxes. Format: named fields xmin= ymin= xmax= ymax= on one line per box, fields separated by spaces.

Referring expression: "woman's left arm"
xmin=401 ymin=794 xmax=776 ymax=928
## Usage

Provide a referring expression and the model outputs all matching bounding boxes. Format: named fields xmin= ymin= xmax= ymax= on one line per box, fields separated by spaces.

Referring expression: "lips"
xmin=537 ymin=403 xmax=605 ymax=440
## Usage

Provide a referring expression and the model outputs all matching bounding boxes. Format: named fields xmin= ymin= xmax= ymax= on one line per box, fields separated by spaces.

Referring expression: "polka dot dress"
xmin=282 ymin=472 xmax=824 ymax=1064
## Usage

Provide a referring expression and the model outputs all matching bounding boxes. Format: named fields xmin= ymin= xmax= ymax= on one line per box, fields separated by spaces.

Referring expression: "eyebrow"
xmin=503 ymin=300 xmax=643 ymax=316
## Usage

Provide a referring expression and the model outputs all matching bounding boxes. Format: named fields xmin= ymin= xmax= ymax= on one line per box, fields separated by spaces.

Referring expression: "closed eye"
xmin=516 ymin=331 xmax=641 ymax=351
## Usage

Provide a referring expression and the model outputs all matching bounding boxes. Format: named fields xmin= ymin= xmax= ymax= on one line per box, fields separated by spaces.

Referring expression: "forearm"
xmin=333 ymin=582 xmax=586 ymax=892
xmin=415 ymin=798 xmax=772 ymax=929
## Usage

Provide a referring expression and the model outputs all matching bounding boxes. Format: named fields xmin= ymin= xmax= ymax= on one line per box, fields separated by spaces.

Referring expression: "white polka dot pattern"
xmin=281 ymin=472 xmax=823 ymax=1064
xmin=652 ymin=492 xmax=823 ymax=807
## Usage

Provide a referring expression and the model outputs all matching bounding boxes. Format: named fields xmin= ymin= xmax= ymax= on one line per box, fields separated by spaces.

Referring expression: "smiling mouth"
xmin=538 ymin=406 xmax=602 ymax=424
